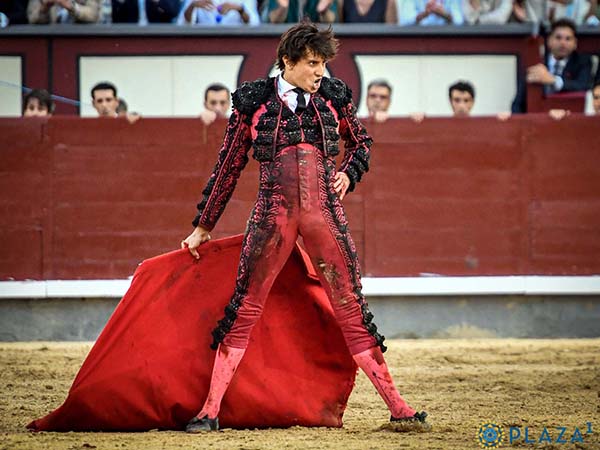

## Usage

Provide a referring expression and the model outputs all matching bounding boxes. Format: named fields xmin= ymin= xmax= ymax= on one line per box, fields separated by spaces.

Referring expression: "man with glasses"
xmin=365 ymin=78 xmax=392 ymax=122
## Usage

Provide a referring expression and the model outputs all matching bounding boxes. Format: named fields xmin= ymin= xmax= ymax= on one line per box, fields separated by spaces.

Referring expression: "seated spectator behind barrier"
xmin=365 ymin=79 xmax=392 ymax=122
xmin=266 ymin=0 xmax=336 ymax=22
xmin=22 ymin=89 xmax=54 ymax=117
xmin=0 ymin=0 xmax=28 ymax=26
xmin=200 ymin=83 xmax=231 ymax=125
xmin=28 ymin=0 xmax=100 ymax=23
xmin=510 ymin=0 xmax=598 ymax=24
xmin=463 ymin=0 xmax=512 ymax=24
xmin=399 ymin=0 xmax=463 ymax=25
xmin=112 ymin=0 xmax=180 ymax=23
xmin=547 ymin=0 xmax=598 ymax=25
xmin=91 ymin=82 xmax=119 ymax=117
xmin=511 ymin=18 xmax=592 ymax=113
xmin=339 ymin=0 xmax=397 ymax=22
xmin=178 ymin=0 xmax=259 ymax=24
xmin=509 ymin=0 xmax=543 ymax=22
xmin=449 ymin=80 xmax=475 ymax=116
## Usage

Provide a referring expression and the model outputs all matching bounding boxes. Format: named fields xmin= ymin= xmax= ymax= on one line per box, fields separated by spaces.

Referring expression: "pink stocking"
xmin=196 ymin=344 xmax=246 ymax=419
xmin=353 ymin=347 xmax=416 ymax=419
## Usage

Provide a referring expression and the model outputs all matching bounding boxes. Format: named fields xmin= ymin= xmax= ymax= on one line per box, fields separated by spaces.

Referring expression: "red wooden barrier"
xmin=0 ymin=116 xmax=598 ymax=280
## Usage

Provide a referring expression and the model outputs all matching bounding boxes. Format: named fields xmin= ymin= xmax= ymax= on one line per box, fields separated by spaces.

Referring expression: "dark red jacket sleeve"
xmin=338 ymin=100 xmax=372 ymax=193
xmin=192 ymin=110 xmax=252 ymax=231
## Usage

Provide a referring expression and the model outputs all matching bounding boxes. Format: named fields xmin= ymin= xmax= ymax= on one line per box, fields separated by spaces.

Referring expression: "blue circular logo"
xmin=478 ymin=422 xmax=504 ymax=448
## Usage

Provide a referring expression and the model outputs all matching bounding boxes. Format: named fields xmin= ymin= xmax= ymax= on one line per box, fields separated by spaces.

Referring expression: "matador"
xmin=182 ymin=20 xmax=428 ymax=433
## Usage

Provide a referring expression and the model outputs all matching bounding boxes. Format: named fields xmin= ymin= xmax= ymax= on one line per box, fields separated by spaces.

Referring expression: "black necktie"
xmin=293 ymin=87 xmax=306 ymax=113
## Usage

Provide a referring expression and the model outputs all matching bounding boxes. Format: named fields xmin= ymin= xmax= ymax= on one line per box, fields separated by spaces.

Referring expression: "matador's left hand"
xmin=333 ymin=172 xmax=350 ymax=201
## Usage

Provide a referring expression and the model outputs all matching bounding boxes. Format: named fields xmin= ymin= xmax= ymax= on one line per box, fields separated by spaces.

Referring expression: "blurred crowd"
xmin=1 ymin=0 xmax=599 ymax=26
xmin=16 ymin=18 xmax=600 ymax=120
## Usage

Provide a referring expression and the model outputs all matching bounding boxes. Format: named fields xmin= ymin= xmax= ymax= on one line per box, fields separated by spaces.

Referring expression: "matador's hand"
xmin=181 ymin=225 xmax=211 ymax=259
xmin=333 ymin=172 xmax=350 ymax=201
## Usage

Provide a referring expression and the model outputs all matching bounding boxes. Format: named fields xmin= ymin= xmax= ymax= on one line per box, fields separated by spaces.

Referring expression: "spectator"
xmin=509 ymin=0 xmax=543 ymax=22
xmin=91 ymin=82 xmax=119 ymax=117
xmin=339 ymin=0 xmax=397 ymax=22
xmin=510 ymin=0 xmax=598 ymax=24
xmin=399 ymin=0 xmax=464 ymax=25
xmin=178 ymin=0 xmax=260 ymax=24
xmin=449 ymin=80 xmax=475 ymax=116
xmin=592 ymin=80 xmax=600 ymax=114
xmin=22 ymin=89 xmax=54 ymax=117
xmin=511 ymin=18 xmax=592 ymax=113
xmin=200 ymin=83 xmax=231 ymax=125
xmin=266 ymin=0 xmax=336 ymax=23
xmin=0 ymin=0 xmax=28 ymax=26
xmin=365 ymin=79 xmax=392 ymax=122
xmin=112 ymin=0 xmax=180 ymax=23
xmin=547 ymin=0 xmax=598 ymax=25
xmin=463 ymin=0 xmax=512 ymax=24
xmin=28 ymin=0 xmax=100 ymax=23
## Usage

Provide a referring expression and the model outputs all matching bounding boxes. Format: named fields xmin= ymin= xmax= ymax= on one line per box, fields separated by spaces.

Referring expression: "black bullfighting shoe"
xmin=383 ymin=411 xmax=431 ymax=432
xmin=391 ymin=411 xmax=428 ymax=424
xmin=185 ymin=415 xmax=219 ymax=433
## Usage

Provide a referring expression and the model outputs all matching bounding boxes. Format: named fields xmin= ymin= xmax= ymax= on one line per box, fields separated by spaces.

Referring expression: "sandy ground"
xmin=1 ymin=339 xmax=599 ymax=450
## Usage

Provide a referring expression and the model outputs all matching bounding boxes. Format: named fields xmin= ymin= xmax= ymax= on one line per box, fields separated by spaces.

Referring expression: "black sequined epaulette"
xmin=232 ymin=78 xmax=275 ymax=116
xmin=319 ymin=77 xmax=353 ymax=113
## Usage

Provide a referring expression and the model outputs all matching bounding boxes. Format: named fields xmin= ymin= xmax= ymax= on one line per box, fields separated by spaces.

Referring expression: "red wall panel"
xmin=0 ymin=116 xmax=598 ymax=280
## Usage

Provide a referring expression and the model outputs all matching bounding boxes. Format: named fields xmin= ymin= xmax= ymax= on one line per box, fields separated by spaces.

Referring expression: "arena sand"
xmin=1 ymin=339 xmax=598 ymax=450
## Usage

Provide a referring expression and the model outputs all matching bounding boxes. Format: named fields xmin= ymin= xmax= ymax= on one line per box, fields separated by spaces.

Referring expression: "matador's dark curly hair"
xmin=276 ymin=19 xmax=339 ymax=71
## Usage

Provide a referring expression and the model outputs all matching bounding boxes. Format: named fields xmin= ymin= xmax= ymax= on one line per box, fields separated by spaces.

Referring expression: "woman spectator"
xmin=339 ymin=0 xmax=397 ymax=22
xmin=266 ymin=0 xmax=337 ymax=23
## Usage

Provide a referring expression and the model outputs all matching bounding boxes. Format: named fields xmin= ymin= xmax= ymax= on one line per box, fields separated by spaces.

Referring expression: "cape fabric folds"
xmin=27 ymin=235 xmax=357 ymax=431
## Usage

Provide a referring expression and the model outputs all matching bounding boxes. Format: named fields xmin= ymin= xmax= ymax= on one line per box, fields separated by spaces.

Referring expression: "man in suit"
xmin=511 ymin=18 xmax=592 ymax=113
xmin=112 ymin=0 xmax=180 ymax=23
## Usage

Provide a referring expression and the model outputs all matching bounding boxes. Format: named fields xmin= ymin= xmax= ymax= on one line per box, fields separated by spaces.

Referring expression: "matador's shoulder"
xmin=232 ymin=78 xmax=275 ymax=116
xmin=319 ymin=77 xmax=354 ymax=111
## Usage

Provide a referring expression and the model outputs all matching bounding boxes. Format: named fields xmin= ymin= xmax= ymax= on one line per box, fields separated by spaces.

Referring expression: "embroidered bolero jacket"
xmin=192 ymin=76 xmax=372 ymax=231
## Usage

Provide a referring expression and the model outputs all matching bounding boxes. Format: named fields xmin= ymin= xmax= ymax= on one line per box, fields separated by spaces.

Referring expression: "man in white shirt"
xmin=91 ymin=82 xmax=119 ymax=117
xmin=365 ymin=79 xmax=392 ymax=123
xmin=200 ymin=83 xmax=231 ymax=125
xmin=449 ymin=80 xmax=475 ymax=117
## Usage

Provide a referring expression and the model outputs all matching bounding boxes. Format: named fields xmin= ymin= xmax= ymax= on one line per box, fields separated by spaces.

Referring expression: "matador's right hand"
xmin=181 ymin=226 xmax=211 ymax=259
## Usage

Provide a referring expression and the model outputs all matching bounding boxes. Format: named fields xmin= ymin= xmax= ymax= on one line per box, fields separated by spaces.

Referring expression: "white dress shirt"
xmin=277 ymin=74 xmax=310 ymax=113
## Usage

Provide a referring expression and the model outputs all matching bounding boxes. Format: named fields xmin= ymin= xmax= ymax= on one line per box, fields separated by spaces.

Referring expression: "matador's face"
xmin=282 ymin=50 xmax=327 ymax=94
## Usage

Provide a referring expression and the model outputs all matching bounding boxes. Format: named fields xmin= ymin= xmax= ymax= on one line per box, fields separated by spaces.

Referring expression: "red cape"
xmin=28 ymin=235 xmax=357 ymax=431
